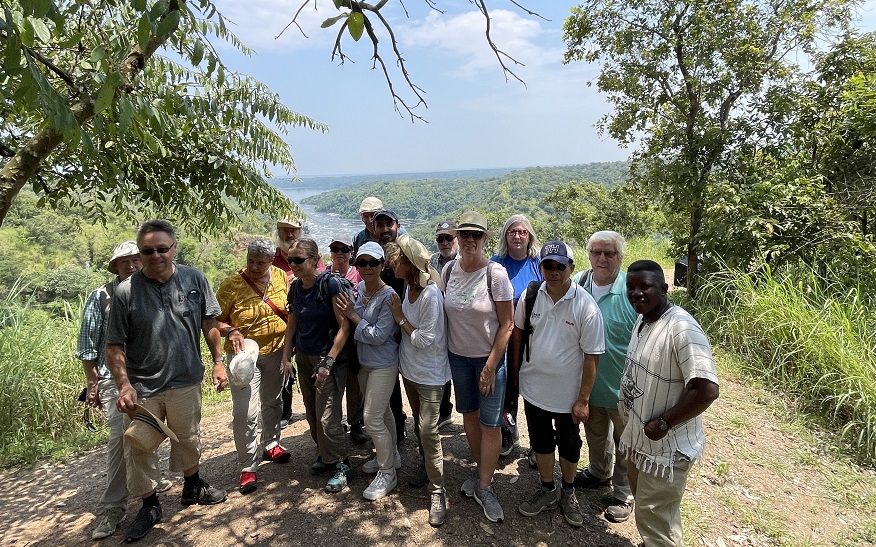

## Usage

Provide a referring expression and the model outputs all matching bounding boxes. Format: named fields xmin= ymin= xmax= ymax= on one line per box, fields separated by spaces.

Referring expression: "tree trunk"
xmin=686 ymin=198 xmax=703 ymax=298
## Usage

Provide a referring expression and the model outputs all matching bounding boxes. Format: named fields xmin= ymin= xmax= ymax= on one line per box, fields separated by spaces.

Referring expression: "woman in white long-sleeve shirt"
xmin=385 ymin=235 xmax=449 ymax=527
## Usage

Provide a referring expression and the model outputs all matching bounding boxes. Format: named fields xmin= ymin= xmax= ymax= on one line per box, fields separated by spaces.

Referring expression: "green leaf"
xmin=89 ymin=44 xmax=106 ymax=64
xmin=149 ymin=0 xmax=170 ymax=22
xmin=156 ymin=10 xmax=180 ymax=38
xmin=321 ymin=15 xmax=347 ymax=29
xmin=132 ymin=0 xmax=147 ymax=11
xmin=93 ymin=80 xmax=116 ymax=112
xmin=30 ymin=0 xmax=52 ymax=19
xmin=137 ymin=15 xmax=151 ymax=50
xmin=192 ymin=41 xmax=204 ymax=66
xmin=333 ymin=0 xmax=344 ymax=8
xmin=347 ymin=12 xmax=364 ymax=41
xmin=29 ymin=17 xmax=52 ymax=44
xmin=20 ymin=18 xmax=35 ymax=47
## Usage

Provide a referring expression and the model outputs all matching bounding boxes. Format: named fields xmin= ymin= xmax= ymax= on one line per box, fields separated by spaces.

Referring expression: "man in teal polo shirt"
xmin=572 ymin=231 xmax=638 ymax=523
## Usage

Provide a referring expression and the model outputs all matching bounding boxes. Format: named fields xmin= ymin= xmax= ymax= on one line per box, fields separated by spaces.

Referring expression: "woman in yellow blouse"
xmin=216 ymin=238 xmax=292 ymax=495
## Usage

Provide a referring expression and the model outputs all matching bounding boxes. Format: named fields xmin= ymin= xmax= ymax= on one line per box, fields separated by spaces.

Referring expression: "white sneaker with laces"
xmin=363 ymin=469 xmax=398 ymax=500
xmin=361 ymin=449 xmax=402 ymax=474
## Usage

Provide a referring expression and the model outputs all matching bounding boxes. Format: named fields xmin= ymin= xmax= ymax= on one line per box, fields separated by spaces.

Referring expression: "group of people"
xmin=76 ymin=197 xmax=720 ymax=547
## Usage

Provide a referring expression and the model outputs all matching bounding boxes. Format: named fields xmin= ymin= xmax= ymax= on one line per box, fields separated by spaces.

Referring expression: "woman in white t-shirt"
xmin=442 ymin=211 xmax=514 ymax=524
xmin=385 ymin=235 xmax=450 ymax=526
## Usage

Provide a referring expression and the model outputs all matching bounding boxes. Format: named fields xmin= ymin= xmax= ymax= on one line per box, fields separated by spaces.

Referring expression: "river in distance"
xmin=280 ymin=187 xmax=426 ymax=253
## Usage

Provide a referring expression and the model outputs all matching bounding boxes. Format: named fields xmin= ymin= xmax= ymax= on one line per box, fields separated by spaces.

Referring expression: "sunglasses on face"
xmin=287 ymin=255 xmax=315 ymax=265
xmin=589 ymin=250 xmax=618 ymax=258
xmin=507 ymin=229 xmax=529 ymax=237
xmin=139 ymin=243 xmax=176 ymax=255
xmin=355 ymin=259 xmax=384 ymax=268
xmin=436 ymin=235 xmax=455 ymax=243
xmin=542 ymin=261 xmax=568 ymax=271
xmin=330 ymin=246 xmax=351 ymax=254
xmin=459 ymin=230 xmax=484 ymax=240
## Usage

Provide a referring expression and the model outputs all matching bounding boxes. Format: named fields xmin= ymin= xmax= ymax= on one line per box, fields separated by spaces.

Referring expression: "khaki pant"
xmin=359 ymin=364 xmax=399 ymax=470
xmin=124 ymin=384 xmax=202 ymax=498
xmin=628 ymin=455 xmax=692 ymax=547
xmin=98 ymin=379 xmax=127 ymax=510
xmin=583 ymin=405 xmax=634 ymax=502
xmin=230 ymin=350 xmax=284 ymax=473
xmin=297 ymin=353 xmax=348 ymax=465
xmin=403 ymin=378 xmax=445 ymax=493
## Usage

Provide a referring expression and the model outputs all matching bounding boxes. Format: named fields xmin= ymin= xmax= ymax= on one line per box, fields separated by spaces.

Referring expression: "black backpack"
xmin=289 ymin=270 xmax=355 ymax=307
xmin=520 ymin=280 xmax=542 ymax=362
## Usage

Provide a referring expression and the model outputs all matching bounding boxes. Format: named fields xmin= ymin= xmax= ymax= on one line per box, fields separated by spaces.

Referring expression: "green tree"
xmin=562 ymin=0 xmax=854 ymax=292
xmin=0 ymin=0 xmax=324 ymax=232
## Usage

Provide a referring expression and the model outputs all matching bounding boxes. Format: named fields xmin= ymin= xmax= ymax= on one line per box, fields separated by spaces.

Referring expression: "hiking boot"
xmin=436 ymin=413 xmax=453 ymax=429
xmin=560 ymin=487 xmax=584 ymax=527
xmin=429 ymin=492 xmax=448 ymax=527
xmin=263 ymin=444 xmax=291 ymax=463
xmin=280 ymin=413 xmax=293 ymax=429
xmin=518 ymin=484 xmax=560 ymax=517
xmin=311 ymin=456 xmax=328 ymax=475
xmin=473 ymin=483 xmax=504 ymax=523
xmin=350 ymin=423 xmax=370 ymax=445
xmin=181 ymin=478 xmax=227 ymax=506
xmin=460 ymin=468 xmax=479 ymax=498
xmin=239 ymin=471 xmax=257 ymax=495
xmin=363 ymin=469 xmax=397 ymax=500
xmin=362 ymin=449 xmax=401 ymax=474
xmin=605 ymin=498 xmax=634 ymax=523
xmin=499 ymin=426 xmax=518 ymax=457
xmin=123 ymin=504 xmax=161 ymax=543
xmin=408 ymin=461 xmax=429 ymax=488
xmin=155 ymin=478 xmax=173 ymax=493
xmin=574 ymin=469 xmax=611 ymax=489
xmin=92 ymin=507 xmax=126 ymax=540
xmin=325 ymin=462 xmax=354 ymax=493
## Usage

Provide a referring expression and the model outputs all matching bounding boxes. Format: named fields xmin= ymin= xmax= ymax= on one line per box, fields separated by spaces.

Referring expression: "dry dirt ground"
xmin=2 ymin=360 xmax=875 ymax=547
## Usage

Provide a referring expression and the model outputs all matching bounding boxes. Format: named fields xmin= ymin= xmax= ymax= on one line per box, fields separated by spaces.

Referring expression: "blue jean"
xmin=448 ymin=352 xmax=506 ymax=428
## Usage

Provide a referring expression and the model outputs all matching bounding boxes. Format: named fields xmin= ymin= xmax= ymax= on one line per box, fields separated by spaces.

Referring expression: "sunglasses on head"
xmin=436 ymin=234 xmax=455 ymax=243
xmin=139 ymin=243 xmax=176 ymax=255
xmin=459 ymin=230 xmax=484 ymax=240
xmin=287 ymin=255 xmax=315 ymax=265
xmin=542 ymin=261 xmax=568 ymax=271
xmin=330 ymin=246 xmax=351 ymax=253
xmin=355 ymin=258 xmax=384 ymax=268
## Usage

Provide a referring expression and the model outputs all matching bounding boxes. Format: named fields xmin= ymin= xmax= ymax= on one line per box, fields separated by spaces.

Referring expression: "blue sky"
xmin=209 ymin=0 xmax=876 ymax=177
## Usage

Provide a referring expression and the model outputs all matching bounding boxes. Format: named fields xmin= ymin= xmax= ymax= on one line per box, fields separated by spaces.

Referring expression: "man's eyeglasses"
xmin=589 ymin=250 xmax=618 ymax=258
xmin=287 ymin=255 xmax=316 ymax=265
xmin=355 ymin=259 xmax=384 ymax=268
xmin=330 ymin=246 xmax=351 ymax=254
xmin=542 ymin=261 xmax=568 ymax=271
xmin=436 ymin=235 xmax=455 ymax=243
xmin=507 ymin=229 xmax=529 ymax=237
xmin=139 ymin=243 xmax=176 ymax=255
xmin=459 ymin=230 xmax=484 ymax=240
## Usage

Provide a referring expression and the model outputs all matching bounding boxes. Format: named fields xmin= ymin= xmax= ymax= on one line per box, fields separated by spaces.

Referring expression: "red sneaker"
xmin=263 ymin=445 xmax=291 ymax=463
xmin=239 ymin=471 xmax=257 ymax=495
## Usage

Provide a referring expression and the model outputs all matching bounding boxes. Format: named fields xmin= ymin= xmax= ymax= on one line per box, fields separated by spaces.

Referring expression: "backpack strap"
xmin=442 ymin=259 xmax=457 ymax=294
xmin=521 ymin=280 xmax=542 ymax=362
xmin=98 ymin=280 xmax=115 ymax=320
xmin=578 ymin=268 xmax=593 ymax=288
xmin=486 ymin=261 xmax=497 ymax=302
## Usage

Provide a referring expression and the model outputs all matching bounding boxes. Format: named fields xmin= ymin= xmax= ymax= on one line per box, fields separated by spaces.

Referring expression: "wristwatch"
xmin=398 ymin=319 xmax=408 ymax=327
xmin=656 ymin=415 xmax=670 ymax=431
xmin=321 ymin=356 xmax=336 ymax=370
xmin=213 ymin=356 xmax=225 ymax=364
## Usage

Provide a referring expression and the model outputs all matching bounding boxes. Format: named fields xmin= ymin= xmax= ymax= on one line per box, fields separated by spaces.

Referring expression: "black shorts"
xmin=523 ymin=399 xmax=582 ymax=464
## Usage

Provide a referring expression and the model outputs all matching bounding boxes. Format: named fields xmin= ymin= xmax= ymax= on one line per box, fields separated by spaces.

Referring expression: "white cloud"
xmin=210 ymin=0 xmax=336 ymax=51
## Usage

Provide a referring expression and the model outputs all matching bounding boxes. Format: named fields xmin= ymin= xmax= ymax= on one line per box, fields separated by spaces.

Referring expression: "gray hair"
xmin=586 ymin=230 xmax=627 ymax=259
xmin=137 ymin=219 xmax=176 ymax=243
xmin=495 ymin=214 xmax=540 ymax=259
xmin=247 ymin=238 xmax=275 ymax=257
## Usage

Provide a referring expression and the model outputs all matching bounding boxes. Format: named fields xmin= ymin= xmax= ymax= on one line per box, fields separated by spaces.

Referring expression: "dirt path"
xmin=2 ymin=368 xmax=873 ymax=546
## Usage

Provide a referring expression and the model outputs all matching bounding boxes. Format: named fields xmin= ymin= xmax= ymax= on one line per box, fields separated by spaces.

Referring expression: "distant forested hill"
xmin=271 ymin=167 xmax=518 ymax=193
xmin=300 ymin=162 xmax=629 ymax=219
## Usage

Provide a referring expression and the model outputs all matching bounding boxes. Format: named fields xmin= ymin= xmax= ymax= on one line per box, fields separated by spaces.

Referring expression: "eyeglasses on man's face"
xmin=139 ymin=242 xmax=176 ymax=255
xmin=330 ymin=246 xmax=351 ymax=254
xmin=542 ymin=261 xmax=568 ymax=271
xmin=459 ymin=230 xmax=484 ymax=240
xmin=589 ymin=250 xmax=618 ymax=259
xmin=355 ymin=259 xmax=384 ymax=268
xmin=436 ymin=235 xmax=455 ymax=243
xmin=287 ymin=255 xmax=315 ymax=265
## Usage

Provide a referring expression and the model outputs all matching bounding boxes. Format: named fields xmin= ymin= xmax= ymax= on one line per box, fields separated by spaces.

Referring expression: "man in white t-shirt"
xmin=620 ymin=260 xmax=720 ymax=547
xmin=510 ymin=241 xmax=605 ymax=528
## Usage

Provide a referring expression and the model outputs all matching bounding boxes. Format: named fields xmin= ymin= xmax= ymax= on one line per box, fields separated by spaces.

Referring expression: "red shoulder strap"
xmin=239 ymin=269 xmax=288 ymax=323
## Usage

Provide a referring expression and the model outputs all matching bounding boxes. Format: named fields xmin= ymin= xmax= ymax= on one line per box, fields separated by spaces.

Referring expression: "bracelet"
xmin=226 ymin=328 xmax=239 ymax=337
xmin=398 ymin=318 xmax=408 ymax=327
xmin=321 ymin=356 xmax=335 ymax=370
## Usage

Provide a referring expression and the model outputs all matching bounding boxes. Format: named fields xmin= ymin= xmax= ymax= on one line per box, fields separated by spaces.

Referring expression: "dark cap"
xmin=435 ymin=221 xmax=457 ymax=236
xmin=540 ymin=241 xmax=574 ymax=265
xmin=372 ymin=209 xmax=399 ymax=223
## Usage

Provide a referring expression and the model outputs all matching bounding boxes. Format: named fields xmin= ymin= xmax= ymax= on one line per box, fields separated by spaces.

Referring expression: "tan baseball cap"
xmin=359 ymin=197 xmax=384 ymax=213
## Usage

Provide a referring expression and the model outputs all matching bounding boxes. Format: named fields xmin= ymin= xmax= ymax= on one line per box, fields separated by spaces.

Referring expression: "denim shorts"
xmin=448 ymin=352 xmax=506 ymax=428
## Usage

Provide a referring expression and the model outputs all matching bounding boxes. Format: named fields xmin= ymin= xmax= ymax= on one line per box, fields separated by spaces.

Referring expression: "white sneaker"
xmin=363 ymin=469 xmax=397 ymax=500
xmin=362 ymin=450 xmax=402 ymax=474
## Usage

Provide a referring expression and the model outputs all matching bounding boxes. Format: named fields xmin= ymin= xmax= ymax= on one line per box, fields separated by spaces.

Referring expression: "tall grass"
xmin=691 ymin=263 xmax=876 ymax=466
xmin=0 ymin=280 xmax=229 ymax=468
